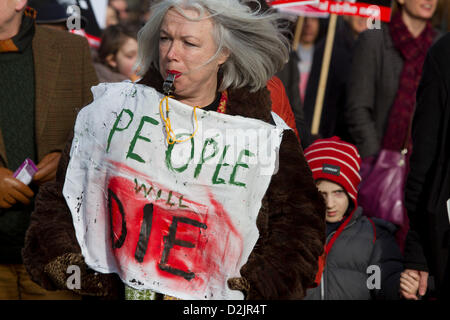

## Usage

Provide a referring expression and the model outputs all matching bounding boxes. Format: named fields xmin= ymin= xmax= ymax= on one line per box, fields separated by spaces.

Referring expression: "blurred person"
xmin=109 ymin=0 xmax=129 ymax=22
xmin=346 ymin=0 xmax=440 ymax=159
xmin=95 ymin=23 xmax=139 ymax=82
xmin=22 ymin=0 xmax=326 ymax=300
xmin=0 ymin=0 xmax=98 ymax=299
xmin=402 ymin=33 xmax=450 ymax=300
xmin=343 ymin=15 xmax=370 ymax=39
xmin=297 ymin=17 xmax=321 ymax=105
xmin=303 ymin=137 xmax=403 ymax=300
xmin=345 ymin=0 xmax=440 ymax=249
xmin=106 ymin=5 xmax=119 ymax=27
xmin=138 ymin=0 xmax=153 ymax=25
xmin=301 ymin=15 xmax=364 ymax=141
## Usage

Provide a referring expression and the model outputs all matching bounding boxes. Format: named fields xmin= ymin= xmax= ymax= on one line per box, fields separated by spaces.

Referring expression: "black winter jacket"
xmin=404 ymin=33 xmax=450 ymax=297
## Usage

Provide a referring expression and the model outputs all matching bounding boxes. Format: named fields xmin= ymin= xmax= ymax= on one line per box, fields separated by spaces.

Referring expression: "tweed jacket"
xmin=0 ymin=25 xmax=98 ymax=168
xmin=23 ymin=67 xmax=326 ymax=300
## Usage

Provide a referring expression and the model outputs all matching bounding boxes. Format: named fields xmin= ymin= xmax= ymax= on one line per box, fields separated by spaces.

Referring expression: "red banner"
xmin=272 ymin=0 xmax=393 ymax=22
xmin=268 ymin=0 xmax=320 ymax=7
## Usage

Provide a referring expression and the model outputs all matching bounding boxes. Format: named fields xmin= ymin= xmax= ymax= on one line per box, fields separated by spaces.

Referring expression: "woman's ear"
xmin=105 ymin=53 xmax=117 ymax=69
xmin=218 ymin=48 xmax=230 ymax=66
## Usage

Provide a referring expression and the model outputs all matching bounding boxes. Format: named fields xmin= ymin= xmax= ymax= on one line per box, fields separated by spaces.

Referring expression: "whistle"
xmin=163 ymin=73 xmax=176 ymax=96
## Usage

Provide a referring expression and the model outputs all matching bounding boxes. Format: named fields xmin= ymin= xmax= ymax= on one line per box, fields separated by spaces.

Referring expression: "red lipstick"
xmin=167 ymin=70 xmax=182 ymax=78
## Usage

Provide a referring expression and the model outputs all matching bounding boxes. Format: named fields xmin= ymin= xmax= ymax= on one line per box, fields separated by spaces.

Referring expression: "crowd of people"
xmin=0 ymin=0 xmax=449 ymax=301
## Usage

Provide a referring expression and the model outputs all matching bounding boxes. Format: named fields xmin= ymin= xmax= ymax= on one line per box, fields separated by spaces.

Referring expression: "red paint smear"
xmin=208 ymin=191 xmax=242 ymax=238
xmin=107 ymin=159 xmax=199 ymax=208
xmin=107 ymin=171 xmax=244 ymax=297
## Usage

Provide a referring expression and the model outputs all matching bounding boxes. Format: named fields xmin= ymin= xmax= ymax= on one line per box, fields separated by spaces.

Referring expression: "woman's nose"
xmin=167 ymin=41 xmax=179 ymax=61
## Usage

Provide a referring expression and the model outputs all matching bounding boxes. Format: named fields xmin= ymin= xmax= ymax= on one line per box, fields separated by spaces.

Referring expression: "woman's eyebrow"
xmin=159 ymin=29 xmax=200 ymax=41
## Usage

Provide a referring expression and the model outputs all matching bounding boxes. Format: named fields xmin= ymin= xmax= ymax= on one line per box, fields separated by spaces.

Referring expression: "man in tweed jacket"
xmin=0 ymin=0 xmax=98 ymax=299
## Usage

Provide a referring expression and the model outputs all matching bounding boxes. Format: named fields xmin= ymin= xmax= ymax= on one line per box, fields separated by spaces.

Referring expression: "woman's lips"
xmin=327 ymin=211 xmax=337 ymax=217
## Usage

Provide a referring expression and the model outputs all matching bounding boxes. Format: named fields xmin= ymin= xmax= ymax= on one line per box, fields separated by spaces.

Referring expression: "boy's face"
xmin=316 ymin=180 xmax=350 ymax=223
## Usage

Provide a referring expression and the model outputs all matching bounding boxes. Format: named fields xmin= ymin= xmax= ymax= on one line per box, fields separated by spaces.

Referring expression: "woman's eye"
xmin=184 ymin=41 xmax=197 ymax=47
xmin=160 ymin=36 xmax=169 ymax=41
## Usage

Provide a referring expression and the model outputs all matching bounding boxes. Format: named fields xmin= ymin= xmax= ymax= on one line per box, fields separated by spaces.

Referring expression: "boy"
xmin=303 ymin=137 xmax=404 ymax=300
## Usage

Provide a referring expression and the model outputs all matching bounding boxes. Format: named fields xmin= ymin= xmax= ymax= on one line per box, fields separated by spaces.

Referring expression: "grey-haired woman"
xmin=23 ymin=0 xmax=325 ymax=300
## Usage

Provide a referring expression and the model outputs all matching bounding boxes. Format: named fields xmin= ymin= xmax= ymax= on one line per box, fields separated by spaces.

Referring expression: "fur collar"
xmin=138 ymin=67 xmax=273 ymax=124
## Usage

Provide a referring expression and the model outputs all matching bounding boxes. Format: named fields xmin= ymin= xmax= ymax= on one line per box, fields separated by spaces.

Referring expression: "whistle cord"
xmin=159 ymin=95 xmax=199 ymax=145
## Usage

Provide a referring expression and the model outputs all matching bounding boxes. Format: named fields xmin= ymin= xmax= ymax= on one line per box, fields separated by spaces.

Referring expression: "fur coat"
xmin=22 ymin=67 xmax=326 ymax=299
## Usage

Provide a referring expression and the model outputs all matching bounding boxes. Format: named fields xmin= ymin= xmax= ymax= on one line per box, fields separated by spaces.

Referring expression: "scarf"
xmin=0 ymin=7 xmax=36 ymax=53
xmin=381 ymin=11 xmax=435 ymax=152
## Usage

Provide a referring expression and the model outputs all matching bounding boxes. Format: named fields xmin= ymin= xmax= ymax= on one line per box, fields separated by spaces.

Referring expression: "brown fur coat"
xmin=22 ymin=68 xmax=326 ymax=299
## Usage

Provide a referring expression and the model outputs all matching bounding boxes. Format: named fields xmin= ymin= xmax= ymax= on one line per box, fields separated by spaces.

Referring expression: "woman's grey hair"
xmin=135 ymin=0 xmax=290 ymax=92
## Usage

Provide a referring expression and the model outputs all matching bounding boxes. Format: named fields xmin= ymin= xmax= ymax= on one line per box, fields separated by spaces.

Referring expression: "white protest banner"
xmin=63 ymin=82 xmax=285 ymax=300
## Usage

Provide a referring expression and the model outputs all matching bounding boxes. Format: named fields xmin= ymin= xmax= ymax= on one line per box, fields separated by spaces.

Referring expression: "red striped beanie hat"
xmin=304 ymin=136 xmax=361 ymax=206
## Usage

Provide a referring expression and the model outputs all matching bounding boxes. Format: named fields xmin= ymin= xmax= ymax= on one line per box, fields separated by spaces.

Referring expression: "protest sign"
xmin=63 ymin=82 xmax=285 ymax=300
xmin=268 ymin=0 xmax=320 ymax=7
xmin=276 ymin=0 xmax=393 ymax=22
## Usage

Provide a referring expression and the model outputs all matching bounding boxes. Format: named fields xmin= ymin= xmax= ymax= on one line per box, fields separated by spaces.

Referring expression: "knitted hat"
xmin=304 ymin=136 xmax=361 ymax=208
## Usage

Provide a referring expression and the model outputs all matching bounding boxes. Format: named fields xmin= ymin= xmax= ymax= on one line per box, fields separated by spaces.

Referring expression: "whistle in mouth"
xmin=163 ymin=73 xmax=176 ymax=96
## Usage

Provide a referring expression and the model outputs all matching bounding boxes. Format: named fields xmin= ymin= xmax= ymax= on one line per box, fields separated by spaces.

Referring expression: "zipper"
xmin=320 ymin=218 xmax=358 ymax=300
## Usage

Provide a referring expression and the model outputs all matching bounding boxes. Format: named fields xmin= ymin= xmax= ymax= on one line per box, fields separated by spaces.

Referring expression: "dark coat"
xmin=276 ymin=50 xmax=313 ymax=149
xmin=23 ymin=67 xmax=326 ymax=300
xmin=303 ymin=20 xmax=354 ymax=142
xmin=304 ymin=208 xmax=403 ymax=300
xmin=404 ymin=33 xmax=450 ymax=297
xmin=345 ymin=24 xmax=441 ymax=158
xmin=345 ymin=24 xmax=404 ymax=158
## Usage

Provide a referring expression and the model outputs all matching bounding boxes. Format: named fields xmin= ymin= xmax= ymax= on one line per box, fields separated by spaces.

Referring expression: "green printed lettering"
xmin=134 ymin=178 xmax=153 ymax=197
xmin=166 ymin=191 xmax=176 ymax=207
xmin=178 ymin=195 xmax=188 ymax=208
xmin=127 ymin=116 xmax=159 ymax=163
xmin=165 ymin=133 xmax=194 ymax=173
xmin=229 ymin=149 xmax=254 ymax=188
xmin=107 ymin=109 xmax=134 ymax=153
xmin=194 ymin=138 xmax=219 ymax=179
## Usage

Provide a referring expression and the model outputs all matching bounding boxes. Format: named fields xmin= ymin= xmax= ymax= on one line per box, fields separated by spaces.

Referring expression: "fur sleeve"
xmin=22 ymin=132 xmax=81 ymax=290
xmin=240 ymin=130 xmax=326 ymax=299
